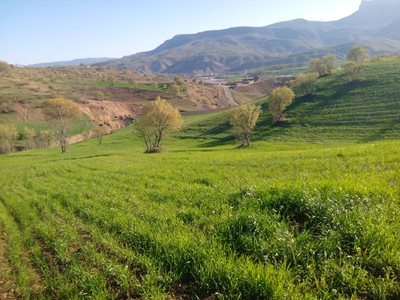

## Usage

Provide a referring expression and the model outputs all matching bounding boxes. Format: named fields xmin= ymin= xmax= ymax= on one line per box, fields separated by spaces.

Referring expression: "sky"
xmin=0 ymin=0 xmax=362 ymax=65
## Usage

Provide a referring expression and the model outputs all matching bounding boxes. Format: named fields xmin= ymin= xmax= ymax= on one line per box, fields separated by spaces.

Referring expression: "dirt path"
xmin=0 ymin=233 xmax=17 ymax=299
xmin=222 ymin=86 xmax=240 ymax=106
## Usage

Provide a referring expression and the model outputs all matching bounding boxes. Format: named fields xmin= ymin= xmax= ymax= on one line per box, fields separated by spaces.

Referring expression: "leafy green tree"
xmin=23 ymin=127 xmax=37 ymax=149
xmin=135 ymin=96 xmax=183 ymax=153
xmin=343 ymin=61 xmax=364 ymax=82
xmin=347 ymin=46 xmax=368 ymax=65
xmin=37 ymin=130 xmax=56 ymax=148
xmin=42 ymin=98 xmax=81 ymax=152
xmin=230 ymin=104 xmax=261 ymax=147
xmin=309 ymin=54 xmax=336 ymax=76
xmin=323 ymin=54 xmax=336 ymax=74
xmin=268 ymin=87 xmax=295 ymax=122
xmin=0 ymin=124 xmax=17 ymax=153
xmin=289 ymin=72 xmax=319 ymax=96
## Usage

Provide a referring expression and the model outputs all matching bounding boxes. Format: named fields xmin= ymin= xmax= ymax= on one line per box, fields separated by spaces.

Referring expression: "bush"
xmin=0 ymin=124 xmax=17 ymax=153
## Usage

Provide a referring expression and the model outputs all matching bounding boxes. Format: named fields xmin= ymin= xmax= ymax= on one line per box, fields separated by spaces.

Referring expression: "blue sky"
xmin=0 ymin=0 xmax=361 ymax=65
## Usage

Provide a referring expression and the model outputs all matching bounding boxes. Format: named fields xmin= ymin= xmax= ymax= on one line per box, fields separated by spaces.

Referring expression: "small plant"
xmin=0 ymin=123 xmax=17 ymax=153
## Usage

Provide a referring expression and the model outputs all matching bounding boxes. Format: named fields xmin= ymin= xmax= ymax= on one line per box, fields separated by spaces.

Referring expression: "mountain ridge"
xmin=98 ymin=0 xmax=400 ymax=74
xmin=28 ymin=57 xmax=115 ymax=68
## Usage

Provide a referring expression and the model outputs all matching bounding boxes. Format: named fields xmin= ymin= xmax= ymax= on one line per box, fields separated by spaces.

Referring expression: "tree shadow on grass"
xmin=199 ymin=135 xmax=236 ymax=148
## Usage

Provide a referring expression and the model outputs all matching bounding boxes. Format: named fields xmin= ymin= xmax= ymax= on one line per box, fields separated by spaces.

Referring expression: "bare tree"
xmin=42 ymin=98 xmax=81 ymax=152
xmin=0 ymin=124 xmax=17 ymax=153
xmin=37 ymin=130 xmax=56 ymax=148
xmin=23 ymin=127 xmax=37 ymax=149
xmin=95 ymin=124 xmax=107 ymax=145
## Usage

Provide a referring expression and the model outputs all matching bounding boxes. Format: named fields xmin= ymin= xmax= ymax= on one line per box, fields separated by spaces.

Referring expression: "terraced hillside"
xmin=182 ymin=58 xmax=400 ymax=144
xmin=267 ymin=58 xmax=400 ymax=142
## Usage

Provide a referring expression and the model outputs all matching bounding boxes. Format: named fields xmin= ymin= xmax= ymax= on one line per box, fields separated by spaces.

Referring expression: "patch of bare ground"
xmin=232 ymin=77 xmax=291 ymax=102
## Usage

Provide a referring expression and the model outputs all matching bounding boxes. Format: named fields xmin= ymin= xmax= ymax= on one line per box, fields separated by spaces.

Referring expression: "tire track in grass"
xmin=0 ymin=199 xmax=42 ymax=299
xmin=0 ymin=225 xmax=18 ymax=300
xmin=32 ymin=199 xmax=146 ymax=298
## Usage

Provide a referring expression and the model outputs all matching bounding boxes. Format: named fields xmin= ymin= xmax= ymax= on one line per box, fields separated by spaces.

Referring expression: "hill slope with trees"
xmin=181 ymin=56 xmax=400 ymax=143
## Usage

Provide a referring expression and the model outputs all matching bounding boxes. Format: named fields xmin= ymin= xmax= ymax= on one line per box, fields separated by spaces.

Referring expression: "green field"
xmin=1 ymin=59 xmax=400 ymax=299
xmin=92 ymin=81 xmax=170 ymax=93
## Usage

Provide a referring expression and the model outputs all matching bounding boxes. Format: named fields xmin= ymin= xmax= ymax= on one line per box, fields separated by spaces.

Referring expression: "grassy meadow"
xmin=1 ymin=59 xmax=400 ymax=299
xmin=1 ymin=120 xmax=400 ymax=299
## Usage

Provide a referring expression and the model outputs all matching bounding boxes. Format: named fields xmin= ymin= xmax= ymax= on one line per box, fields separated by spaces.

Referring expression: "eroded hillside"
xmin=0 ymin=65 xmax=285 ymax=136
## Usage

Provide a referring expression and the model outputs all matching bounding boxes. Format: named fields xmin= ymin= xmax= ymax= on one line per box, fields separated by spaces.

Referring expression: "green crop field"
xmin=92 ymin=81 xmax=170 ymax=93
xmin=1 ymin=59 xmax=400 ymax=299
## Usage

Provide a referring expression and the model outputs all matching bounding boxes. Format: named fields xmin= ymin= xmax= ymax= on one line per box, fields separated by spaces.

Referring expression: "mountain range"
xmin=28 ymin=57 xmax=114 ymax=68
xmin=30 ymin=0 xmax=400 ymax=75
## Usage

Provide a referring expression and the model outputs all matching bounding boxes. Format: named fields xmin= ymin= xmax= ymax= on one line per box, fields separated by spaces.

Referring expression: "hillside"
xmin=0 ymin=65 xmax=284 ymax=142
xmin=1 ymin=56 xmax=400 ymax=299
xmin=181 ymin=57 xmax=400 ymax=144
xmin=99 ymin=0 xmax=400 ymax=74
xmin=0 ymin=105 xmax=399 ymax=298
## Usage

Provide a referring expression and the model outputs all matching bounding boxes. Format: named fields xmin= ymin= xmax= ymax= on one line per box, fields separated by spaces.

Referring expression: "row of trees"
xmin=133 ymin=85 xmax=296 ymax=151
xmin=0 ymin=124 xmax=56 ymax=153
xmin=229 ymin=86 xmax=295 ymax=147
xmin=227 ymin=46 xmax=370 ymax=147
xmin=0 ymin=97 xmax=82 ymax=153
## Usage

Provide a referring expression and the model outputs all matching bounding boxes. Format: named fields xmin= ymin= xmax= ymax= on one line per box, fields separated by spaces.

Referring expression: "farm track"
xmin=0 ymin=226 xmax=18 ymax=300
xmin=0 ymin=198 xmax=14 ymax=297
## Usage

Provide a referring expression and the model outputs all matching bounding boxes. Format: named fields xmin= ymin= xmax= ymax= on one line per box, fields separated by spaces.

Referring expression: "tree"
xmin=42 ymin=98 xmax=81 ymax=152
xmin=230 ymin=104 xmax=261 ymax=147
xmin=323 ymin=54 xmax=336 ymax=74
xmin=343 ymin=61 xmax=364 ymax=82
xmin=0 ymin=124 xmax=17 ymax=153
xmin=0 ymin=61 xmax=12 ymax=74
xmin=135 ymin=96 xmax=183 ymax=153
xmin=288 ymin=72 xmax=319 ymax=96
xmin=95 ymin=124 xmax=107 ymax=145
xmin=37 ymin=130 xmax=56 ymax=148
xmin=23 ymin=127 xmax=37 ymax=149
xmin=108 ymin=74 xmax=117 ymax=86
xmin=268 ymin=87 xmax=295 ymax=122
xmin=93 ymin=91 xmax=104 ymax=101
xmin=347 ymin=46 xmax=368 ymax=65
xmin=169 ymin=84 xmax=181 ymax=97
xmin=309 ymin=54 xmax=336 ymax=76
